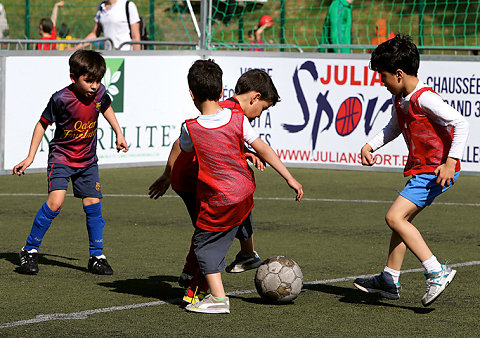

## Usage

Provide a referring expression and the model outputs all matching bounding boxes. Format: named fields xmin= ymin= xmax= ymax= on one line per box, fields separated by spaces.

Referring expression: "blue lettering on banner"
xmin=461 ymin=146 xmax=480 ymax=163
xmin=283 ymin=60 xmax=391 ymax=150
xmin=425 ymin=76 xmax=480 ymax=95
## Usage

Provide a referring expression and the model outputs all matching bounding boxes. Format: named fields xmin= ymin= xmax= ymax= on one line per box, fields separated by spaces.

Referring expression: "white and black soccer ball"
xmin=254 ymin=256 xmax=303 ymax=303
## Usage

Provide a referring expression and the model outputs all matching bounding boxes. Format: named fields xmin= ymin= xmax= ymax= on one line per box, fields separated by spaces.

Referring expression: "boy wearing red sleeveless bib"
xmin=180 ymin=59 xmax=303 ymax=314
xmin=149 ymin=70 xmax=279 ymax=304
xmin=353 ymin=35 xmax=469 ymax=307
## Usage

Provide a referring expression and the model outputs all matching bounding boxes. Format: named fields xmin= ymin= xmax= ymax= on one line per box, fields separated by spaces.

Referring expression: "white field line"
xmin=1 ymin=260 xmax=479 ymax=329
xmin=1 ymin=193 xmax=480 ymax=207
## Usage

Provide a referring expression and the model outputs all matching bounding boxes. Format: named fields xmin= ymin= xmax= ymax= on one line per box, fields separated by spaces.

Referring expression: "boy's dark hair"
xmin=235 ymin=69 xmax=280 ymax=106
xmin=69 ymin=50 xmax=106 ymax=82
xmin=187 ymin=59 xmax=223 ymax=102
xmin=58 ymin=23 xmax=70 ymax=38
xmin=370 ymin=34 xmax=420 ymax=76
xmin=39 ymin=18 xmax=54 ymax=34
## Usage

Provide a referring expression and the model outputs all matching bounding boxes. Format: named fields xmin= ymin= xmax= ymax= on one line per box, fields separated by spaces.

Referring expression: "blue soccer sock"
xmin=24 ymin=202 xmax=60 ymax=252
xmin=83 ymin=202 xmax=106 ymax=257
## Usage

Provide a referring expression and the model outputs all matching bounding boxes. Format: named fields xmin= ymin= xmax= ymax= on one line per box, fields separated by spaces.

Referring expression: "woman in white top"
xmin=82 ymin=0 xmax=141 ymax=51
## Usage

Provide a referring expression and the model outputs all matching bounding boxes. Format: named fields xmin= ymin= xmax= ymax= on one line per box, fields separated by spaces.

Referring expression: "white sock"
xmin=421 ymin=255 xmax=442 ymax=272
xmin=383 ymin=266 xmax=400 ymax=284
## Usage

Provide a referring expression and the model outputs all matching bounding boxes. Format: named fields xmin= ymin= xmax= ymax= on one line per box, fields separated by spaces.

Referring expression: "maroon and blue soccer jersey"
xmin=41 ymin=84 xmax=111 ymax=167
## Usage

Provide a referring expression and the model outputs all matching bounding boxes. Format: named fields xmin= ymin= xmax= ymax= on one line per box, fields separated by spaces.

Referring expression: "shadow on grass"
xmin=228 ymin=294 xmax=296 ymax=306
xmin=98 ymin=275 xmax=185 ymax=304
xmin=304 ymin=284 xmax=435 ymax=314
xmin=0 ymin=251 xmax=88 ymax=273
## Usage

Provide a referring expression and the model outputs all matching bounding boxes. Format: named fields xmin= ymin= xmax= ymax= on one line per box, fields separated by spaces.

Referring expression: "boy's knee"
xmin=47 ymin=201 xmax=63 ymax=212
xmin=385 ymin=212 xmax=398 ymax=229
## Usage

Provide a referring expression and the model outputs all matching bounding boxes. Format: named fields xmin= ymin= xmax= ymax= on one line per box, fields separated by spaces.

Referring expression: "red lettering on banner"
xmin=320 ymin=66 xmax=331 ymax=85
xmin=350 ymin=66 xmax=361 ymax=86
xmin=334 ymin=66 xmax=348 ymax=85
xmin=370 ymin=71 xmax=383 ymax=86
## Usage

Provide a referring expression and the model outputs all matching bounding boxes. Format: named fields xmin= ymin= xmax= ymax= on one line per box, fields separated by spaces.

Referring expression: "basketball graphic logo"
xmin=335 ymin=97 xmax=362 ymax=136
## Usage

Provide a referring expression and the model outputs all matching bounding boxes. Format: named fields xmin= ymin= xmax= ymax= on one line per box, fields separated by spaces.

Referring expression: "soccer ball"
xmin=254 ymin=256 xmax=303 ymax=303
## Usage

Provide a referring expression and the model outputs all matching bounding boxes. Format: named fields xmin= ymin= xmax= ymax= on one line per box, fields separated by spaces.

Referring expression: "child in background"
xmin=149 ymin=69 xmax=279 ymax=305
xmin=175 ymin=59 xmax=302 ymax=313
xmin=353 ymin=34 xmax=469 ymax=306
xmin=37 ymin=1 xmax=64 ymax=50
xmin=13 ymin=50 xmax=129 ymax=275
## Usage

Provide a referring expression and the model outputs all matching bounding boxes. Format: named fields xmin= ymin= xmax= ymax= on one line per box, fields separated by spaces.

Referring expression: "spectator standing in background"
xmin=37 ymin=1 xmax=65 ymax=50
xmin=320 ymin=0 xmax=353 ymax=53
xmin=248 ymin=15 xmax=273 ymax=51
xmin=0 ymin=2 xmax=9 ymax=39
xmin=80 ymin=0 xmax=141 ymax=51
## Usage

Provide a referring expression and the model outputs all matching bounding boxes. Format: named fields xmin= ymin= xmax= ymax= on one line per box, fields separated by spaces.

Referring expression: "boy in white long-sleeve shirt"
xmin=353 ymin=34 xmax=469 ymax=307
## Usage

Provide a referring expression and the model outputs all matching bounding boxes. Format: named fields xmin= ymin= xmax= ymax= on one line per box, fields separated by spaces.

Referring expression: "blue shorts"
xmin=399 ymin=172 xmax=460 ymax=208
xmin=193 ymin=214 xmax=253 ymax=275
xmin=47 ymin=162 xmax=103 ymax=199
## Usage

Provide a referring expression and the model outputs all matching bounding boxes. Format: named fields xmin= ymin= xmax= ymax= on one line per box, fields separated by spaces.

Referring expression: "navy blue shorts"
xmin=47 ymin=162 xmax=103 ymax=199
xmin=193 ymin=214 xmax=253 ymax=275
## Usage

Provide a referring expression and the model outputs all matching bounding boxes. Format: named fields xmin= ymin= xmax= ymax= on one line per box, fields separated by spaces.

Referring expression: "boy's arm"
xmin=244 ymin=146 xmax=265 ymax=171
xmin=50 ymin=1 xmax=64 ymax=27
xmin=148 ymin=139 xmax=181 ymax=199
xmin=249 ymin=138 xmax=303 ymax=201
xmin=420 ymin=91 xmax=469 ymax=187
xmin=103 ymin=106 xmax=129 ymax=153
xmin=12 ymin=119 xmax=49 ymax=175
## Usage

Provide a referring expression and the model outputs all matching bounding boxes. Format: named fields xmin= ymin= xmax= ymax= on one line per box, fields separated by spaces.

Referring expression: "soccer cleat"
xmin=185 ymin=294 xmax=230 ymax=314
xmin=225 ymin=251 xmax=262 ymax=273
xmin=421 ymin=264 xmax=456 ymax=307
xmin=182 ymin=286 xmax=207 ymax=306
xmin=178 ymin=271 xmax=194 ymax=288
xmin=88 ymin=256 xmax=114 ymax=275
xmin=19 ymin=248 xmax=39 ymax=274
xmin=353 ymin=272 xmax=401 ymax=300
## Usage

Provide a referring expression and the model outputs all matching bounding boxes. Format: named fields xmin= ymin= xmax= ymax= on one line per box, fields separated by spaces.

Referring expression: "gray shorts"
xmin=193 ymin=213 xmax=253 ymax=275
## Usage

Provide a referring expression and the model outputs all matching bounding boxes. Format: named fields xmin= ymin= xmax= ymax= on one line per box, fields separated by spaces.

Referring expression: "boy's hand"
xmin=361 ymin=143 xmax=377 ymax=166
xmin=287 ymin=177 xmax=303 ymax=201
xmin=245 ymin=152 xmax=265 ymax=171
xmin=148 ymin=175 xmax=170 ymax=199
xmin=434 ymin=157 xmax=457 ymax=188
xmin=116 ymin=135 xmax=129 ymax=153
xmin=12 ymin=157 xmax=34 ymax=176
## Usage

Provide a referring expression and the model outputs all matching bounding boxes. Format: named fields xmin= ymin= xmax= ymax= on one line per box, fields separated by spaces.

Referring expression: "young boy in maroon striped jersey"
xmin=13 ymin=50 xmax=128 ymax=275
xmin=168 ymin=59 xmax=302 ymax=313
xmin=353 ymin=34 xmax=469 ymax=306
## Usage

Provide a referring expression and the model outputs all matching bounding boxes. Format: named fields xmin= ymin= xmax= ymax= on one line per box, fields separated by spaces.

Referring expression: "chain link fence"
xmin=0 ymin=0 xmax=478 ymax=54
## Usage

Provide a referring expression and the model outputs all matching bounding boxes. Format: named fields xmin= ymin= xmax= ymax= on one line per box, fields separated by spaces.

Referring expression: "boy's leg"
xmin=185 ymin=227 xmax=236 ymax=313
xmin=226 ymin=214 xmax=262 ymax=273
xmin=72 ymin=163 xmax=112 ymax=275
xmin=385 ymin=195 xmax=432 ymax=264
xmin=19 ymin=190 xmax=64 ymax=274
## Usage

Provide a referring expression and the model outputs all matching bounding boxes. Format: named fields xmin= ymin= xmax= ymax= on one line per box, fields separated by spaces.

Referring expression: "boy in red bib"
xmin=354 ymin=35 xmax=469 ymax=306
xmin=178 ymin=59 xmax=303 ymax=314
xmin=149 ymin=70 xmax=279 ymax=304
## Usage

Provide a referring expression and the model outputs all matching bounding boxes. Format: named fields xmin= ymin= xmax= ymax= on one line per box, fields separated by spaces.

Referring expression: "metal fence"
xmin=0 ymin=0 xmax=478 ymax=54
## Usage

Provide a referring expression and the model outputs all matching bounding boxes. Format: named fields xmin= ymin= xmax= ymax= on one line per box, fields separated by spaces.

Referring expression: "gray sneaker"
xmin=353 ymin=272 xmax=401 ymax=300
xmin=421 ymin=264 xmax=456 ymax=307
xmin=225 ymin=251 xmax=261 ymax=273
xmin=185 ymin=294 xmax=230 ymax=314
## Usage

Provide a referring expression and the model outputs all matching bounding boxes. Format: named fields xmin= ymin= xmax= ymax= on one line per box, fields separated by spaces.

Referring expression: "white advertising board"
xmin=215 ymin=55 xmax=479 ymax=173
xmin=2 ymin=54 xmax=479 ymax=173
xmin=3 ymin=55 xmax=198 ymax=170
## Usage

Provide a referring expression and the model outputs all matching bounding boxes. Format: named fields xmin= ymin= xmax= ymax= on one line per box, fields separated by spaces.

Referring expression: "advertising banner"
xmin=3 ymin=55 xmax=198 ymax=170
xmin=2 ymin=54 xmax=479 ymax=173
xmin=215 ymin=55 xmax=479 ymax=173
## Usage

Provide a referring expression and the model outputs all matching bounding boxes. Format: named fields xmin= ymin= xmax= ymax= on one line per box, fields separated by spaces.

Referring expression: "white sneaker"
xmin=225 ymin=251 xmax=262 ymax=273
xmin=421 ymin=264 xmax=456 ymax=307
xmin=185 ymin=294 xmax=230 ymax=314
